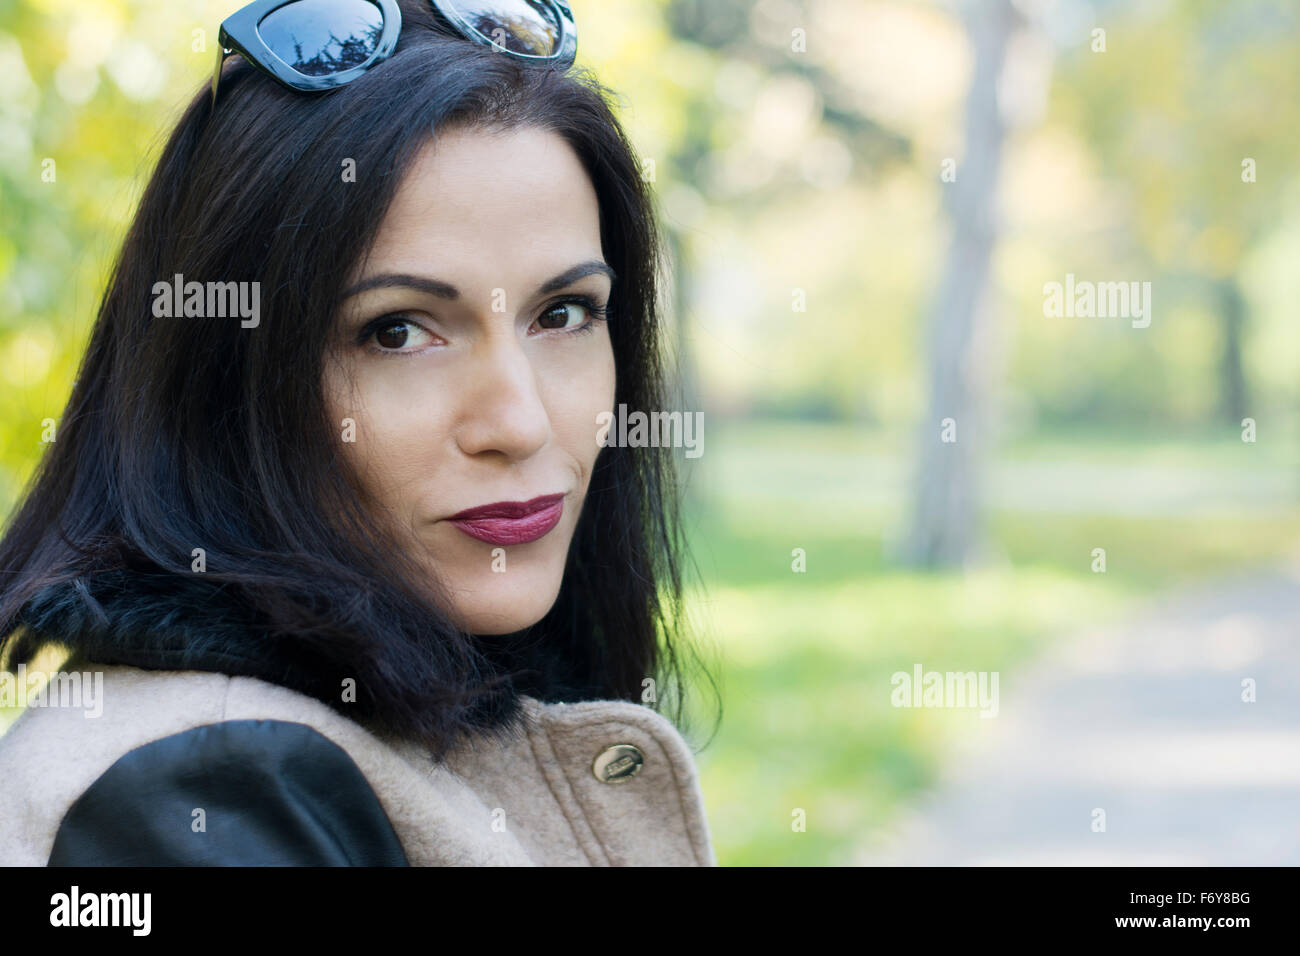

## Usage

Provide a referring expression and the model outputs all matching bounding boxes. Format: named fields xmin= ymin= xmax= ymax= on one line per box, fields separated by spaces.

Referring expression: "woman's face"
xmin=323 ymin=124 xmax=616 ymax=635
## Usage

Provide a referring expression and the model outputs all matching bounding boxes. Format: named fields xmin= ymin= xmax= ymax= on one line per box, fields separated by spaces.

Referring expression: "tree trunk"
xmin=1217 ymin=276 xmax=1249 ymax=426
xmin=901 ymin=0 xmax=1017 ymax=569
xmin=665 ymin=225 xmax=701 ymax=417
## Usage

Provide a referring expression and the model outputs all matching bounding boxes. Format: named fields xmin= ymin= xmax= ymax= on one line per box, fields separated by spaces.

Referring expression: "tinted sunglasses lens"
xmin=441 ymin=0 xmax=562 ymax=56
xmin=258 ymin=0 xmax=386 ymax=77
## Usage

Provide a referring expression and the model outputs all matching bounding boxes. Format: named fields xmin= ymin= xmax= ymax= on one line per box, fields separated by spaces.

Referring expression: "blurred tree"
xmin=1053 ymin=0 xmax=1300 ymax=427
xmin=902 ymin=0 xmax=1024 ymax=568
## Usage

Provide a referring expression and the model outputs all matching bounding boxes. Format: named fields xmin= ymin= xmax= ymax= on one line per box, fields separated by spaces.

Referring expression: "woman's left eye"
xmin=531 ymin=298 xmax=607 ymax=334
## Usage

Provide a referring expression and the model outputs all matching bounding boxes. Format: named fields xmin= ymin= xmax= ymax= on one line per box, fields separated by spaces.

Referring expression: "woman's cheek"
xmin=333 ymin=367 xmax=428 ymax=506
xmin=549 ymin=340 xmax=615 ymax=466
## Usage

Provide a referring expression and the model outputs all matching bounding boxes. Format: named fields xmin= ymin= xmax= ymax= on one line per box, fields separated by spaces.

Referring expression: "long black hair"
xmin=0 ymin=0 xmax=719 ymax=761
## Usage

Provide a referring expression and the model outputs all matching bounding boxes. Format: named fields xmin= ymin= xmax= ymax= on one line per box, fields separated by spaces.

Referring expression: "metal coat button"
xmin=592 ymin=744 xmax=644 ymax=783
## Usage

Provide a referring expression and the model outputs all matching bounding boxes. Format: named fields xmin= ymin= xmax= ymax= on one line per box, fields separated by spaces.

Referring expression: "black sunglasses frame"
xmin=211 ymin=0 xmax=576 ymax=107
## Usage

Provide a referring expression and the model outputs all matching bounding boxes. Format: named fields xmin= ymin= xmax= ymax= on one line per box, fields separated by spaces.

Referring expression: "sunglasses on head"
xmin=211 ymin=0 xmax=576 ymax=106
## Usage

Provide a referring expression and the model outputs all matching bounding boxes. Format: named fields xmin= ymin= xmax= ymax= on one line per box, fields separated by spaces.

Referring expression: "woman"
xmin=0 ymin=0 xmax=719 ymax=866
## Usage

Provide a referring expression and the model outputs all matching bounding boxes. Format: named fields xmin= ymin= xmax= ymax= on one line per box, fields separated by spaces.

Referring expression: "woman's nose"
xmin=452 ymin=337 xmax=551 ymax=461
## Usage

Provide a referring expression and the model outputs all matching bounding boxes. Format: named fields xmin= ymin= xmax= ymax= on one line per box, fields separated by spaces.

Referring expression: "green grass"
xmin=680 ymin=419 xmax=1300 ymax=865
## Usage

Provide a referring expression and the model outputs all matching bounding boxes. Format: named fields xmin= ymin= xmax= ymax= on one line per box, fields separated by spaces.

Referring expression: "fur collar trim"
xmin=18 ymin=569 xmax=334 ymax=697
xmin=14 ymin=568 xmax=524 ymax=747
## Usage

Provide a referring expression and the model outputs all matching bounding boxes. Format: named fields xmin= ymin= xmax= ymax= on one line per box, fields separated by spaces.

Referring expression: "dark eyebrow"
xmin=339 ymin=260 xmax=616 ymax=301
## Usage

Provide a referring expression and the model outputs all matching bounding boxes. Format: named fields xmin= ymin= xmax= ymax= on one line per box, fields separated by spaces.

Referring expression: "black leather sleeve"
xmin=47 ymin=719 xmax=410 ymax=866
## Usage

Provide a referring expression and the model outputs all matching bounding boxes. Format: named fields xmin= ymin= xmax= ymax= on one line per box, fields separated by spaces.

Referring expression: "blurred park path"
xmin=859 ymin=557 xmax=1300 ymax=865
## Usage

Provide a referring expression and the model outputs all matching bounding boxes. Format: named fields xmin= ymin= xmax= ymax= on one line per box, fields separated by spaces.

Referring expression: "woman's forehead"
xmin=358 ymin=127 xmax=605 ymax=297
xmin=379 ymin=127 xmax=599 ymax=242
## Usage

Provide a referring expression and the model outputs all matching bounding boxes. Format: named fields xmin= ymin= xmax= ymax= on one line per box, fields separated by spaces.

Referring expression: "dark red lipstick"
xmin=447 ymin=493 xmax=565 ymax=546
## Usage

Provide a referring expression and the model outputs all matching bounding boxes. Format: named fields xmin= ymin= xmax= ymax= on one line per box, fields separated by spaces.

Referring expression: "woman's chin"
xmin=440 ymin=572 xmax=564 ymax=636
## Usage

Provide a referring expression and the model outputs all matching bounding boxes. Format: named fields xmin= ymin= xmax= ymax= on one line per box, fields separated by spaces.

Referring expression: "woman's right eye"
xmin=361 ymin=315 xmax=438 ymax=355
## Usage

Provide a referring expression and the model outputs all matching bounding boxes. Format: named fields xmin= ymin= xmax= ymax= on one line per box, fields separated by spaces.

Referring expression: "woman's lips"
xmin=447 ymin=493 xmax=565 ymax=546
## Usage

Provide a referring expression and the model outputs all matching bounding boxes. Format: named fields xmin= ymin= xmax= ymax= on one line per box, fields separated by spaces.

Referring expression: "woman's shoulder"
xmin=0 ymin=657 xmax=377 ymax=762
xmin=0 ymin=661 xmax=410 ymax=865
xmin=47 ymin=714 xmax=409 ymax=865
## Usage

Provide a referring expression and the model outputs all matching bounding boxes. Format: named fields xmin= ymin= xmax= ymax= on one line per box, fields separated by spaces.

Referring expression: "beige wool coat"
xmin=0 ymin=659 xmax=718 ymax=866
